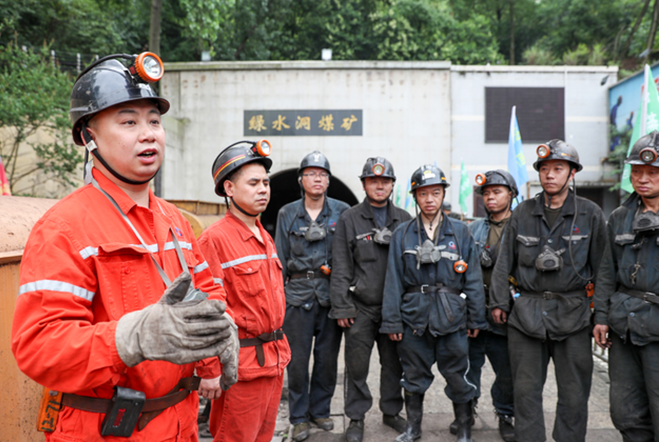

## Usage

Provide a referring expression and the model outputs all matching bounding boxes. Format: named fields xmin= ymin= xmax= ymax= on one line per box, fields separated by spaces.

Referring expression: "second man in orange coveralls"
xmin=199 ymin=140 xmax=291 ymax=442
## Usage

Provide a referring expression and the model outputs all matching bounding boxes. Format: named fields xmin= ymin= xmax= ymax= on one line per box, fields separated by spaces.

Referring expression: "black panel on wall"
xmin=485 ymin=87 xmax=565 ymax=142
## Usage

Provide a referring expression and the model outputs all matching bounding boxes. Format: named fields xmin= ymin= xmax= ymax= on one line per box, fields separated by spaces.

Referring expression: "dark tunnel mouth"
xmin=261 ymin=168 xmax=359 ymax=238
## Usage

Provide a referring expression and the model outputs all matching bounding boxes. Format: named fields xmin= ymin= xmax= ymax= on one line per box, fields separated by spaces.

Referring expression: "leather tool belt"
xmin=619 ymin=286 xmax=659 ymax=305
xmin=406 ymin=284 xmax=462 ymax=323
xmin=289 ymin=270 xmax=329 ymax=280
xmin=61 ymin=376 xmax=200 ymax=434
xmin=240 ymin=329 xmax=286 ymax=367
xmin=520 ymin=289 xmax=586 ymax=300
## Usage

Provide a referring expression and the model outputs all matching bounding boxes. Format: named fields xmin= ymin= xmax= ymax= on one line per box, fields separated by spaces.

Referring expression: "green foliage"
xmin=369 ymin=0 xmax=503 ymax=63
xmin=0 ymin=42 xmax=82 ymax=192
xmin=522 ymin=43 xmax=556 ymax=65
xmin=562 ymin=43 xmax=590 ymax=65
xmin=0 ymin=0 xmax=656 ymax=67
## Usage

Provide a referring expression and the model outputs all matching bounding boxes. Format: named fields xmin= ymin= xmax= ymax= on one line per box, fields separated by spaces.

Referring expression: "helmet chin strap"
xmin=81 ymin=125 xmax=157 ymax=186
xmin=544 ymin=170 xmax=572 ymax=208
xmin=230 ymin=197 xmax=259 ymax=217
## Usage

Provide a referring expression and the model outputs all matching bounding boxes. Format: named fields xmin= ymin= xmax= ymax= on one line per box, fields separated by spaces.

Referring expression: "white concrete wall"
xmin=160 ymin=61 xmax=452 ymax=203
xmin=450 ymin=65 xmax=618 ymax=216
xmin=160 ymin=62 xmax=617 ymax=215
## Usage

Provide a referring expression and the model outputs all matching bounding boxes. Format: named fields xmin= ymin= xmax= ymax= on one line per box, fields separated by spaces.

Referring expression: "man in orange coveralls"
xmin=198 ymin=139 xmax=291 ymax=442
xmin=11 ymin=53 xmax=239 ymax=441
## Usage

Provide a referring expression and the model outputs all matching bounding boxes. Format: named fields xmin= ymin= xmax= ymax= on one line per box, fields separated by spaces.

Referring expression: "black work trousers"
xmin=344 ymin=311 xmax=404 ymax=420
xmin=284 ymin=300 xmax=343 ymax=424
xmin=467 ymin=329 xmax=514 ymax=416
xmin=508 ymin=326 xmax=592 ymax=442
xmin=397 ymin=326 xmax=476 ymax=404
xmin=609 ymin=334 xmax=659 ymax=442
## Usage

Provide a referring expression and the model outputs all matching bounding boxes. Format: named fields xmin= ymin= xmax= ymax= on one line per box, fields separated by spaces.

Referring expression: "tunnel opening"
xmin=262 ymin=168 xmax=359 ymax=238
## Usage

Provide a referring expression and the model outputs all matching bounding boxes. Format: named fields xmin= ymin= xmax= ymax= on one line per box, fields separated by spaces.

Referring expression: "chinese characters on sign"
xmin=244 ymin=110 xmax=362 ymax=136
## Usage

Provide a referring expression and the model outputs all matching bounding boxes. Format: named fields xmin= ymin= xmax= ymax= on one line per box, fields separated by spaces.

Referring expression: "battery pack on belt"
xmin=240 ymin=329 xmax=286 ymax=367
xmin=59 ymin=376 xmax=200 ymax=436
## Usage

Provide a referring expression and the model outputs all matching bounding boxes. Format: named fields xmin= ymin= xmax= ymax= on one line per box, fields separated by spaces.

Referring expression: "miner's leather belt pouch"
xmin=100 ymin=386 xmax=146 ymax=437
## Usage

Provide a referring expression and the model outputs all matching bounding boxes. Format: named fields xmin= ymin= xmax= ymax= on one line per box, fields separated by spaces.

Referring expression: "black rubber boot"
xmin=449 ymin=398 xmax=476 ymax=434
xmin=394 ymin=391 xmax=424 ymax=442
xmin=497 ymin=413 xmax=515 ymax=442
xmin=453 ymin=400 xmax=474 ymax=442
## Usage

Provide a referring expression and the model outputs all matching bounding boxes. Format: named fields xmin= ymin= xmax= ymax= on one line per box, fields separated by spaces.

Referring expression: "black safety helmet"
xmin=359 ymin=157 xmax=396 ymax=181
xmin=212 ymin=140 xmax=273 ymax=197
xmin=625 ymin=131 xmax=659 ymax=167
xmin=70 ymin=53 xmax=170 ymax=146
xmin=298 ymin=151 xmax=331 ymax=175
xmin=533 ymin=139 xmax=583 ymax=172
xmin=410 ymin=164 xmax=449 ymax=193
xmin=474 ymin=169 xmax=519 ymax=198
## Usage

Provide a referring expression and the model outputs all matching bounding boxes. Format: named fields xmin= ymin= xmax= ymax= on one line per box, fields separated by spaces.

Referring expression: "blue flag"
xmin=507 ymin=106 xmax=528 ymax=199
xmin=405 ymin=180 xmax=413 ymax=213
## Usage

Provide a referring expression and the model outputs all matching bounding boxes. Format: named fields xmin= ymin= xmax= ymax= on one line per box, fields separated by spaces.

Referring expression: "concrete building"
xmin=160 ymin=61 xmax=618 ymax=234
xmin=450 ymin=65 xmax=620 ymax=217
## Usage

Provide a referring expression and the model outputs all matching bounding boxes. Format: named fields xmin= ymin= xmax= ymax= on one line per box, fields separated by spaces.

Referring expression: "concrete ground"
xmin=201 ymin=340 xmax=620 ymax=442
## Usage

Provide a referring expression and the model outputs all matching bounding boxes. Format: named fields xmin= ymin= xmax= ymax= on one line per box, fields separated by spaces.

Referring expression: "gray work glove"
xmin=218 ymin=314 xmax=239 ymax=390
xmin=115 ymin=273 xmax=234 ymax=367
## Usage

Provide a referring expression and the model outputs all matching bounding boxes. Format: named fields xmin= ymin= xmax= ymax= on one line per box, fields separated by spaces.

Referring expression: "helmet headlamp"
xmin=133 ymin=52 xmax=164 ymax=83
xmin=255 ymin=139 xmax=272 ymax=157
xmin=372 ymin=163 xmax=385 ymax=176
xmin=475 ymin=173 xmax=486 ymax=186
xmin=639 ymin=147 xmax=658 ymax=164
xmin=537 ymin=144 xmax=551 ymax=159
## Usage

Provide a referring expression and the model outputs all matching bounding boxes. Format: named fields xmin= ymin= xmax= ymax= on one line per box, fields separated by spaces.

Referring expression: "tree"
xmin=0 ymin=41 xmax=82 ymax=193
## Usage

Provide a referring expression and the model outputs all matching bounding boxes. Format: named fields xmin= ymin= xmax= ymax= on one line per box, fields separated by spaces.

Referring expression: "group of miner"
xmin=9 ymin=51 xmax=659 ymax=442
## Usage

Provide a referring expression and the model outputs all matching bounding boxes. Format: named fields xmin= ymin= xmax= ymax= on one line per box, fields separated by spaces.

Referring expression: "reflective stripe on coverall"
xmin=198 ymin=211 xmax=290 ymax=442
xmin=11 ymin=168 xmax=223 ymax=442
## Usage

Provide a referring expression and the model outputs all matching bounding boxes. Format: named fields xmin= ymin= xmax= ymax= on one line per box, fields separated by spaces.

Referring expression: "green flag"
xmin=621 ymin=64 xmax=659 ymax=193
xmin=459 ymin=160 xmax=471 ymax=214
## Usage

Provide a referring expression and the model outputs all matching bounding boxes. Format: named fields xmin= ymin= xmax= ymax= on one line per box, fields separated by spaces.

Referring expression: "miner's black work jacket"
xmin=275 ymin=196 xmax=350 ymax=309
xmin=490 ymin=191 xmax=606 ymax=341
xmin=380 ymin=215 xmax=487 ymax=337
xmin=329 ymin=199 xmax=412 ymax=323
xmin=594 ymin=193 xmax=659 ymax=346
xmin=469 ymin=216 xmax=509 ymax=336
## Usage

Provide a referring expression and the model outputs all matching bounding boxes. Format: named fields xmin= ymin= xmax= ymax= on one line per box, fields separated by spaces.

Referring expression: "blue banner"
xmin=507 ymin=106 xmax=528 ymax=199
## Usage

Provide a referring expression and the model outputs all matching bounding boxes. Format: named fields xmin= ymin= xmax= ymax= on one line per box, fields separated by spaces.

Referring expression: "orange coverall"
xmin=198 ymin=211 xmax=290 ymax=442
xmin=11 ymin=169 xmax=223 ymax=442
